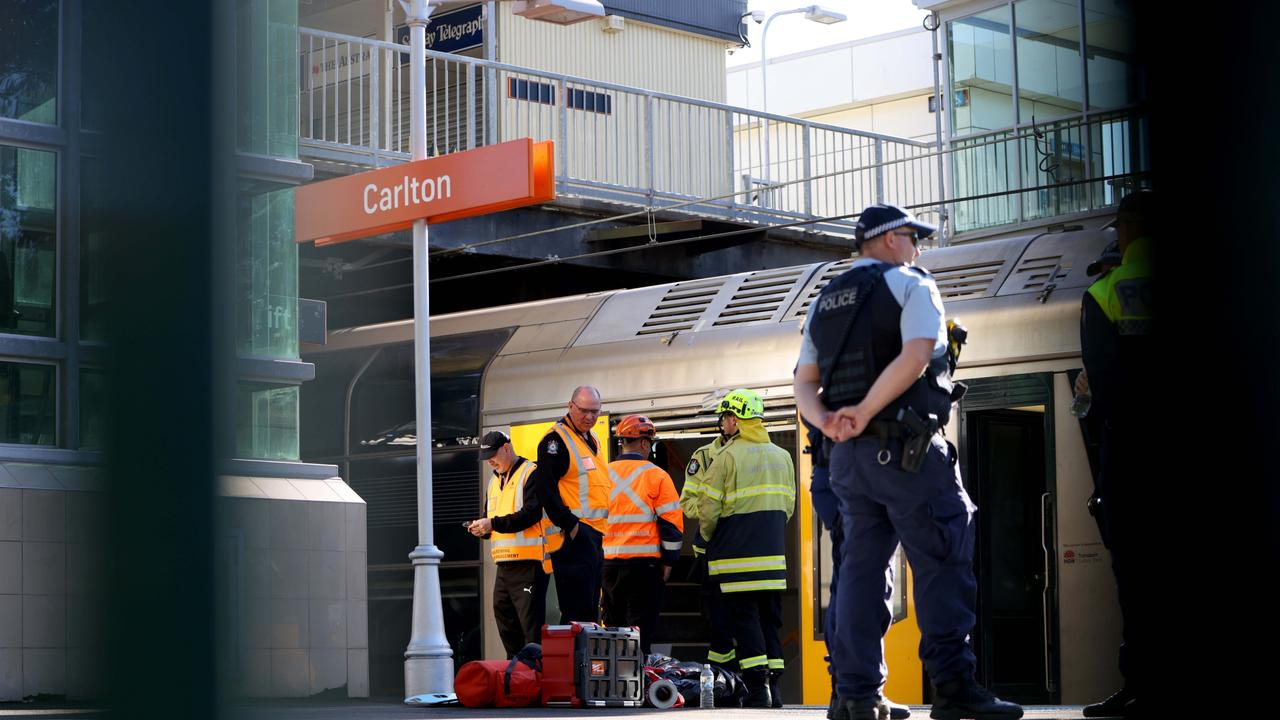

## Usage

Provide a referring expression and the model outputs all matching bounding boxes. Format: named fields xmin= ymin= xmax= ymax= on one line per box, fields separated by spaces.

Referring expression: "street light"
xmin=757 ymin=5 xmax=847 ymax=202
xmin=512 ymin=0 xmax=606 ymax=25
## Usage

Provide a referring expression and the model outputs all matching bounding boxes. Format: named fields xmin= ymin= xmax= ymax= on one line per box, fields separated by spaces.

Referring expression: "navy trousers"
xmin=828 ymin=433 xmax=978 ymax=701
xmin=550 ymin=523 xmax=603 ymax=624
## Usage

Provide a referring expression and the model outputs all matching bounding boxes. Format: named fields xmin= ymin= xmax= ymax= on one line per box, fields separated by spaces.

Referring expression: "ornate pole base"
xmin=404 ymin=544 xmax=454 ymax=701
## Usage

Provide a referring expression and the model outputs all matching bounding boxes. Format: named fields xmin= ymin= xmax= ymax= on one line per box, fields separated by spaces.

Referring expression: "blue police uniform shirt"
xmin=797 ymin=258 xmax=947 ymax=367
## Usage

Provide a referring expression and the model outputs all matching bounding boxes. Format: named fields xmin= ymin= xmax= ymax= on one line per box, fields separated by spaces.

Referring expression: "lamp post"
xmin=400 ymin=0 xmax=453 ymax=705
xmin=400 ymin=0 xmax=604 ymax=704
xmin=758 ymin=5 xmax=846 ymax=204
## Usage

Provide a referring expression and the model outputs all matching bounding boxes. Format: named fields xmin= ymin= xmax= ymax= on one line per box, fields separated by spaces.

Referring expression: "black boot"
xmin=769 ymin=669 xmax=784 ymax=708
xmin=1082 ymin=687 xmax=1136 ymax=718
xmin=828 ymin=689 xmax=845 ymax=720
xmin=885 ymin=696 xmax=912 ymax=719
xmin=743 ymin=670 xmax=772 ymax=708
xmin=929 ymin=678 xmax=1023 ymax=720
xmin=844 ymin=696 xmax=889 ymax=720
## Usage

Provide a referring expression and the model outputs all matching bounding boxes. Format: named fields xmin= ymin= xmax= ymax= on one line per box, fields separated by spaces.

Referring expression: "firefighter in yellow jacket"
xmin=698 ymin=389 xmax=796 ymax=708
xmin=466 ymin=431 xmax=553 ymax=657
xmin=601 ymin=415 xmax=683 ymax=655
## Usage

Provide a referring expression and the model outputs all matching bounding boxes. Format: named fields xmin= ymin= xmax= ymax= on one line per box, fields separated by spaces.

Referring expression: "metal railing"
xmin=298 ymin=28 xmax=1147 ymax=242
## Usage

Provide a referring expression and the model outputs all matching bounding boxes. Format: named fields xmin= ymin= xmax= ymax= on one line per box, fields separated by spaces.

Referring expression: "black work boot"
xmin=885 ymin=696 xmax=912 ymax=719
xmin=929 ymin=678 xmax=1023 ymax=720
xmin=844 ymin=697 xmax=889 ymax=720
xmin=1082 ymin=687 xmax=1136 ymax=718
xmin=769 ymin=669 xmax=784 ymax=708
xmin=743 ymin=670 xmax=772 ymax=708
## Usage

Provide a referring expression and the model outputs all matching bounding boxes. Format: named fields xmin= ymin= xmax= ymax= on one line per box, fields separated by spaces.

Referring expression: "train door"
xmin=958 ymin=373 xmax=1060 ymax=705
xmin=654 ymin=421 xmax=801 ymax=704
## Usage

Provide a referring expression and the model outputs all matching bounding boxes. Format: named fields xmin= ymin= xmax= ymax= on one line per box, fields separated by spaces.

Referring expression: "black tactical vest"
xmin=809 ymin=263 xmax=955 ymax=426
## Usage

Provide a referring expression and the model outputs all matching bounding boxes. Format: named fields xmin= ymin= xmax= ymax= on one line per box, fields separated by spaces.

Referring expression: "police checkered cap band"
xmin=854 ymin=203 xmax=938 ymax=245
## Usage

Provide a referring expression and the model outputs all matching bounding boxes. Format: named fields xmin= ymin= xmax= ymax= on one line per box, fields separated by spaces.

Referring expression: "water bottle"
xmin=699 ymin=663 xmax=715 ymax=709
xmin=1069 ymin=391 xmax=1092 ymax=418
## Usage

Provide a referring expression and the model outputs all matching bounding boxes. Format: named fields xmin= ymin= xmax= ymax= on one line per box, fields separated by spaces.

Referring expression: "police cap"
xmin=854 ymin=203 xmax=938 ymax=249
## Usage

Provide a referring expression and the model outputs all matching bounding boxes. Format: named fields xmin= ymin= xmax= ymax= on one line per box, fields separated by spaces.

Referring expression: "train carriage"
xmin=301 ymin=219 xmax=1122 ymax=704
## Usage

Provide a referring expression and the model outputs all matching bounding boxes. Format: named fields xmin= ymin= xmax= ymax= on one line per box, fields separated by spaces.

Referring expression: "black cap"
xmin=1086 ymin=240 xmax=1122 ymax=277
xmin=854 ymin=203 xmax=938 ymax=248
xmin=1117 ymin=189 xmax=1154 ymax=222
xmin=478 ymin=431 xmax=510 ymax=460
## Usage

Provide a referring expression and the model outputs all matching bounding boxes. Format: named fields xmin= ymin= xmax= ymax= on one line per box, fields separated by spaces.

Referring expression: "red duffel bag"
xmin=455 ymin=643 xmax=542 ymax=708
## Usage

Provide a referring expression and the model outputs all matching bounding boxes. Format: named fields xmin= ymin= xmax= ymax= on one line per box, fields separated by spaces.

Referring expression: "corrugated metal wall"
xmin=496 ymin=4 xmax=728 ymax=101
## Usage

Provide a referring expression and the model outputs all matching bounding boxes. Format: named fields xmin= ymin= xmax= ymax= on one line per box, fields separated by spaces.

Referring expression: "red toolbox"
xmin=541 ymin=622 xmax=643 ymax=707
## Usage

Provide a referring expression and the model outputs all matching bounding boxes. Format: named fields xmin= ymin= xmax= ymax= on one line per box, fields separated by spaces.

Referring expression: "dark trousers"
xmin=697 ymin=555 xmax=738 ymax=668
xmin=722 ymin=590 xmax=783 ymax=676
xmin=821 ymin=486 xmax=892 ymax=678
xmin=601 ymin=559 xmax=666 ymax=655
xmin=493 ymin=560 xmax=549 ymax=658
xmin=550 ymin=523 xmax=603 ymax=624
xmin=829 ymin=434 xmax=978 ymax=701
xmin=1097 ymin=430 xmax=1143 ymax=692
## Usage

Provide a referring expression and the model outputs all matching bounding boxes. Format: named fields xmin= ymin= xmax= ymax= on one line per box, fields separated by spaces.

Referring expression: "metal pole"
xmin=928 ymin=11 xmax=949 ymax=245
xmin=401 ymin=0 xmax=453 ymax=704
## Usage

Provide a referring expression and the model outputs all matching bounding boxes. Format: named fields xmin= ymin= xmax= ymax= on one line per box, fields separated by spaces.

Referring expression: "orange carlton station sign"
xmin=294 ymin=138 xmax=555 ymax=246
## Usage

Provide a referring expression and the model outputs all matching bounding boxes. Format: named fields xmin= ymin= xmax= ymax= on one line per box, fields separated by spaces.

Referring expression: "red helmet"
xmin=615 ymin=414 xmax=656 ymax=439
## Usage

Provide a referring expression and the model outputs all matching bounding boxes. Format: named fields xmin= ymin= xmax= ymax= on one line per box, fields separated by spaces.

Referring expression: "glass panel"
xmin=1021 ymin=118 xmax=1088 ymax=220
xmin=349 ymin=328 xmax=513 ymax=451
xmin=1084 ymin=0 xmax=1139 ymax=110
xmin=80 ymin=368 xmax=105 ymax=449
xmin=0 ymin=0 xmax=58 ymax=124
xmin=236 ymin=382 xmax=300 ymax=460
xmin=948 ymin=6 xmax=1015 ymax=137
xmin=236 ymin=0 xmax=299 ymax=159
xmin=1088 ymin=113 xmax=1148 ymax=209
xmin=0 ymin=361 xmax=55 ymax=445
xmin=951 ymin=130 xmax=1019 ymax=233
xmin=0 ymin=144 xmax=57 ymax=337
xmin=237 ymin=188 xmax=297 ymax=359
xmin=81 ymin=156 xmax=109 ymax=342
xmin=1015 ymin=0 xmax=1082 ymax=124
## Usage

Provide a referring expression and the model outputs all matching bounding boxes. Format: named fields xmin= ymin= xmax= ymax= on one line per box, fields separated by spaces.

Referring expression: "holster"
xmin=896 ymin=407 xmax=939 ymax=474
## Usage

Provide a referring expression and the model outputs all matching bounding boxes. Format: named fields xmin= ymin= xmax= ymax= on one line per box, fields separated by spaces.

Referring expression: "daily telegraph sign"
xmin=394 ymin=3 xmax=484 ymax=58
xmin=294 ymin=139 xmax=555 ymax=246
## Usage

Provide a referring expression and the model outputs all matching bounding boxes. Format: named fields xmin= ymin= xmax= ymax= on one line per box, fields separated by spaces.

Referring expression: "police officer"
xmin=601 ymin=415 xmax=683 ymax=655
xmin=805 ymin=420 xmax=911 ymax=720
xmin=698 ymin=388 xmax=795 ymax=708
xmin=794 ymin=203 xmax=1021 ymax=720
xmin=680 ymin=406 xmax=737 ymax=678
xmin=531 ymin=386 xmax=611 ymax=623
xmin=466 ymin=431 xmax=551 ymax=658
xmin=1077 ymin=190 xmax=1154 ymax=719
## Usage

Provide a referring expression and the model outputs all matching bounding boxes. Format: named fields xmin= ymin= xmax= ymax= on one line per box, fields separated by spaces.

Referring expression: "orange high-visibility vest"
xmin=544 ymin=420 xmax=611 ymax=542
xmin=486 ymin=460 xmax=552 ymax=566
xmin=604 ymin=458 xmax=684 ymax=560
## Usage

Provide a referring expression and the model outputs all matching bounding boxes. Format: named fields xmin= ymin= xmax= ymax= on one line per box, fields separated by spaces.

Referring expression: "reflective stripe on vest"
xmin=487 ymin=461 xmax=544 ymax=563
xmin=550 ymin=421 xmax=611 ymax=532
xmin=605 ymin=459 xmax=683 ymax=560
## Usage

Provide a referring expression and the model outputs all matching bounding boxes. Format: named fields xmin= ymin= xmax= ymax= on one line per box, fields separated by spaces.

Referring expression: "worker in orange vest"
xmin=601 ymin=415 xmax=684 ymax=655
xmin=531 ymin=386 xmax=612 ymax=623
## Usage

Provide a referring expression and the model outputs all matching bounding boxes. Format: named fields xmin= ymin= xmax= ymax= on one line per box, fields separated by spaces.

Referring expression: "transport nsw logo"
xmin=295 ymin=138 xmax=555 ymax=247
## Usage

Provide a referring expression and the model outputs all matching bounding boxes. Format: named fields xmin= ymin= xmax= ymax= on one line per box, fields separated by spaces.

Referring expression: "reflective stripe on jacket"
xmin=698 ymin=420 xmax=795 ymax=593
xmin=605 ymin=458 xmax=684 ymax=561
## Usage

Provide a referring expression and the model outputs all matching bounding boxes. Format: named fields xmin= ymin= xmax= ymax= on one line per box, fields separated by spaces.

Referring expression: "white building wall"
xmin=497 ymin=6 xmax=729 ymax=101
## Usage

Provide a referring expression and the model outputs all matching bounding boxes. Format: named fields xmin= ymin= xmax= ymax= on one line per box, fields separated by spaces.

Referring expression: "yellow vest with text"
xmin=486 ymin=460 xmax=556 ymax=572
xmin=1086 ymin=236 xmax=1152 ymax=336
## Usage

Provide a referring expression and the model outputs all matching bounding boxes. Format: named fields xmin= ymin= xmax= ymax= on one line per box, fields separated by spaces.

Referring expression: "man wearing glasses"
xmin=793 ymin=204 xmax=1022 ymax=720
xmin=531 ymin=386 xmax=612 ymax=623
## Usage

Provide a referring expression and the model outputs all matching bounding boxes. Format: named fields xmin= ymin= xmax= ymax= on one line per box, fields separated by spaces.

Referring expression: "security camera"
xmin=750 ymin=10 xmax=765 ymax=23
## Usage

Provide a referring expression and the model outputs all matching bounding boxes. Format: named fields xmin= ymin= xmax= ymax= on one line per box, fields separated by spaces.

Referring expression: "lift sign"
xmin=294 ymin=138 xmax=555 ymax=246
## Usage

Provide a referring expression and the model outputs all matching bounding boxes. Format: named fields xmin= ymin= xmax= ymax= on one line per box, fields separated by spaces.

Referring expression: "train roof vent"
xmin=1010 ymin=253 xmax=1070 ymax=292
xmin=635 ymin=277 xmax=726 ymax=337
xmin=785 ymin=258 xmax=855 ymax=320
xmin=931 ymin=260 xmax=1006 ymax=300
xmin=711 ymin=266 xmax=808 ymax=327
